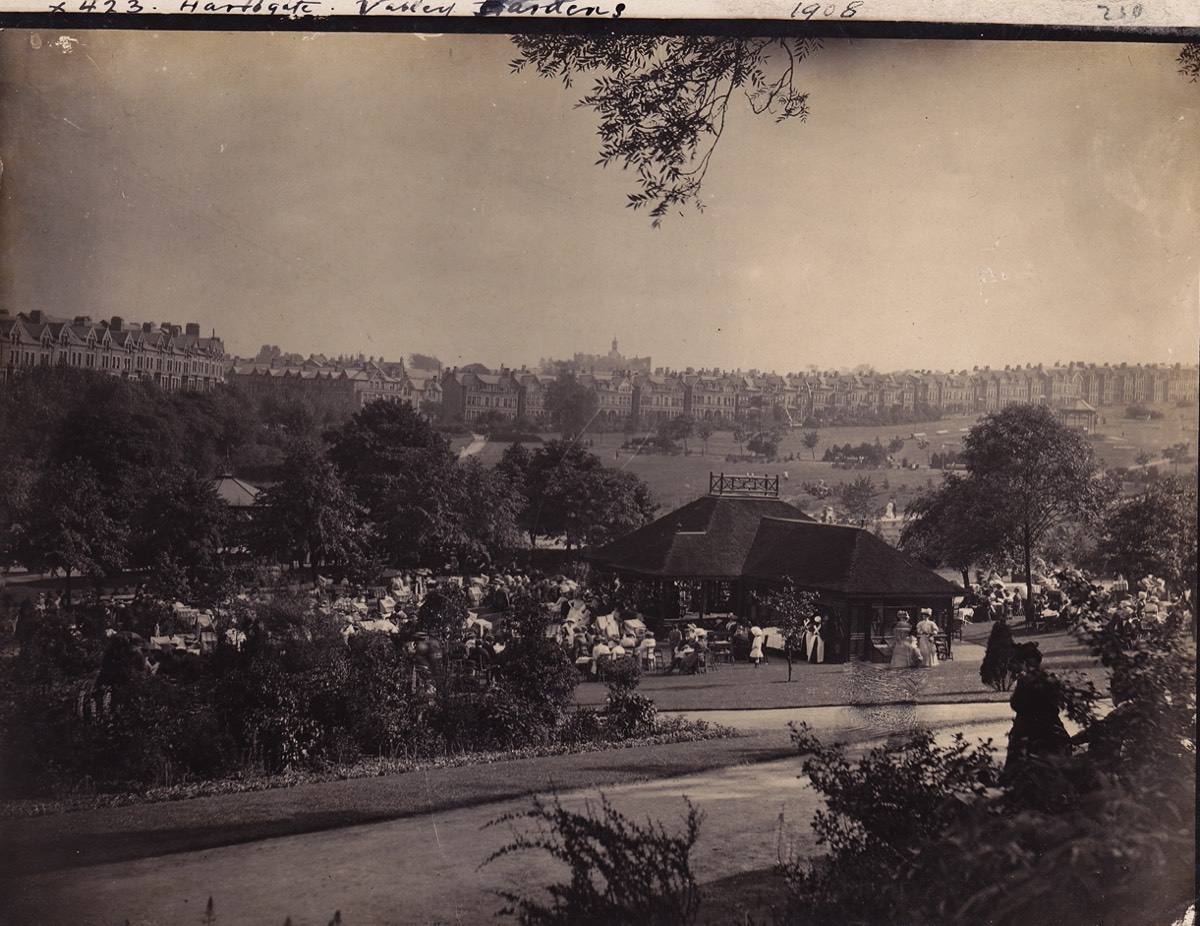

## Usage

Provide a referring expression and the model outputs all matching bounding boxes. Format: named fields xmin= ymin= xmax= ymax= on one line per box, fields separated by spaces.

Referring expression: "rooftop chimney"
xmin=28 ymin=310 xmax=44 ymax=324
xmin=110 ymin=316 xmax=123 ymax=332
xmin=185 ymin=322 xmax=200 ymax=337
xmin=143 ymin=322 xmax=153 ymax=333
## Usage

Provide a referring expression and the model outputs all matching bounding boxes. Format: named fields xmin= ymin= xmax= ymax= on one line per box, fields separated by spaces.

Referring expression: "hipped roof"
xmin=588 ymin=494 xmax=815 ymax=579
xmin=213 ymin=475 xmax=261 ymax=508
xmin=590 ymin=497 xmax=958 ymax=599
xmin=744 ymin=518 xmax=961 ymax=598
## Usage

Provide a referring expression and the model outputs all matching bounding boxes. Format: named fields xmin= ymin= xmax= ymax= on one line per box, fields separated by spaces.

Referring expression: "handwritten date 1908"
xmin=791 ymin=0 xmax=862 ymax=18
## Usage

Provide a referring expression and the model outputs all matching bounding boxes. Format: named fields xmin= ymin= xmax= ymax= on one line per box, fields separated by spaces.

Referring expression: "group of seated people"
xmin=568 ymin=623 xmax=718 ymax=678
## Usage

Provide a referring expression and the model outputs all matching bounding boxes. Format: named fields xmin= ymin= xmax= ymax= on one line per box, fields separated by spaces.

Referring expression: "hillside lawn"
xmin=465 ymin=402 xmax=1198 ymax=515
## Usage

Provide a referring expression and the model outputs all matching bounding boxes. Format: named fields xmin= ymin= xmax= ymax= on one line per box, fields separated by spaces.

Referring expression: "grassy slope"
xmin=480 ymin=403 xmax=1198 ymax=514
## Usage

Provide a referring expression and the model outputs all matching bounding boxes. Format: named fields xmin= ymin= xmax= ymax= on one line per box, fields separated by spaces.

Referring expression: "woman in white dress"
xmin=915 ymin=608 xmax=940 ymax=668
xmin=890 ymin=611 xmax=916 ymax=669
xmin=749 ymin=626 xmax=765 ymax=668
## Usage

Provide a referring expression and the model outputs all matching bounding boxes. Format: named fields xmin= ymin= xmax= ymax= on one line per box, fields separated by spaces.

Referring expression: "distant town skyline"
xmin=238 ymin=334 xmax=1195 ymax=379
xmin=1 ymin=34 xmax=1196 ymax=374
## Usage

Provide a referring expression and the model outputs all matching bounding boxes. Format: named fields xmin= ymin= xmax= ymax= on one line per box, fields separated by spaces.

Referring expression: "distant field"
xmin=473 ymin=403 xmax=1198 ymax=516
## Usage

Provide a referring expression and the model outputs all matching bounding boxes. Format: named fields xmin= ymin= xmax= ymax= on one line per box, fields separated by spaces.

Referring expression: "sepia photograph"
xmin=0 ymin=25 xmax=1197 ymax=926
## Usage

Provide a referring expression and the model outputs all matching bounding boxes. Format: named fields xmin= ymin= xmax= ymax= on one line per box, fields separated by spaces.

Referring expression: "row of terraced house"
xmin=0 ymin=311 xmax=226 ymax=390
xmin=440 ymin=362 xmax=1199 ymax=427
xmin=226 ymin=358 xmax=443 ymax=414
xmin=4 ymin=310 xmax=1195 ymax=422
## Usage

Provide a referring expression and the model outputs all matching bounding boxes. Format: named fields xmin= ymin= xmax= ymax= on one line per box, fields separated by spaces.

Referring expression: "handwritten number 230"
xmin=791 ymin=0 xmax=862 ymax=19
xmin=1097 ymin=3 xmax=1142 ymax=19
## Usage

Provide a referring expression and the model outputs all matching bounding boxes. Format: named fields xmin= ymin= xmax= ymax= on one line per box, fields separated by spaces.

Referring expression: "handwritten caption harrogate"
xmin=356 ymin=0 xmax=625 ymax=13
xmin=48 ymin=0 xmax=625 ymax=12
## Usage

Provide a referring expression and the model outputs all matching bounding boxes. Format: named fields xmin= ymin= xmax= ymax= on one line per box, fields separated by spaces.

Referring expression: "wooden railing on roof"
xmin=709 ymin=472 xmax=779 ymax=498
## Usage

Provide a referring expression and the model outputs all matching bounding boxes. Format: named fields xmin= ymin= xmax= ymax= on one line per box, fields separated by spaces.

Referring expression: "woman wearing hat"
xmin=749 ymin=626 xmax=765 ymax=668
xmin=890 ymin=612 xmax=919 ymax=669
xmin=915 ymin=609 xmax=940 ymax=668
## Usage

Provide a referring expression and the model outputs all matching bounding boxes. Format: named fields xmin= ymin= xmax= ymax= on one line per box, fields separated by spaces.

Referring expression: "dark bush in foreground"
xmin=979 ymin=619 xmax=1018 ymax=691
xmin=485 ymin=793 xmax=702 ymax=926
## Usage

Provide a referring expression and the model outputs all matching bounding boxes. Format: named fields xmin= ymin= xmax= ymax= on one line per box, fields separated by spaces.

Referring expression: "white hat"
xmin=750 ymin=626 xmax=763 ymax=636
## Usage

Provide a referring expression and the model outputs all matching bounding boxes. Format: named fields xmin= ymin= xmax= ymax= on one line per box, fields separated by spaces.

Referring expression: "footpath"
xmin=2 ymin=630 xmax=1104 ymax=926
xmin=2 ymin=634 xmax=1075 ymax=877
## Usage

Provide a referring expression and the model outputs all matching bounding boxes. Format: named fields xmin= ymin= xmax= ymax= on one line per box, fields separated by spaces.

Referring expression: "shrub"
xmin=557 ymin=708 xmax=604 ymax=745
xmin=979 ymin=619 xmax=1018 ymax=691
xmin=603 ymin=692 xmax=658 ymax=739
xmin=601 ymin=654 xmax=642 ymax=697
xmin=485 ymin=792 xmax=702 ymax=926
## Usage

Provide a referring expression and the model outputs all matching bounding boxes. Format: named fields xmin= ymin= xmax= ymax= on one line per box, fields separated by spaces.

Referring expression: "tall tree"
xmin=696 ymin=420 xmax=714 ymax=456
xmin=900 ymin=473 xmax=1013 ymax=589
xmin=130 ymin=466 xmax=231 ymax=604
xmin=13 ymin=459 xmax=128 ymax=605
xmin=801 ymin=429 xmax=821 ymax=460
xmin=960 ymin=405 xmax=1115 ymax=616
xmin=255 ymin=439 xmax=375 ymax=585
xmin=544 ymin=373 xmax=599 ymax=440
xmin=519 ymin=441 xmax=656 ymax=550
xmin=673 ymin=415 xmax=696 ymax=454
xmin=408 ymin=353 xmax=442 ymax=372
xmin=1095 ymin=476 xmax=1197 ymax=599
xmin=837 ymin=476 xmax=879 ymax=528
xmin=325 ymin=399 xmax=453 ymax=511
xmin=1162 ymin=442 xmax=1191 ymax=474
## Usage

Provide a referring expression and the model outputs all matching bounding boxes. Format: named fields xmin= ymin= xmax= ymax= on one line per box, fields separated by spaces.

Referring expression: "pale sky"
xmin=1 ymin=32 xmax=1196 ymax=373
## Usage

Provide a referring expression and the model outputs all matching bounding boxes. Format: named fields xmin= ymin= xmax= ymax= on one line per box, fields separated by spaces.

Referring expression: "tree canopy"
xmin=12 ymin=459 xmax=128 ymax=604
xmin=1095 ymin=475 xmax=1197 ymax=598
xmin=916 ymin=404 xmax=1115 ymax=613
xmin=255 ymin=438 xmax=376 ymax=584
xmin=544 ymin=373 xmax=599 ymax=439
xmin=900 ymin=472 xmax=1013 ymax=588
xmin=510 ymin=35 xmax=820 ymax=225
xmin=325 ymin=400 xmax=521 ymax=569
xmin=507 ymin=440 xmax=657 ymax=550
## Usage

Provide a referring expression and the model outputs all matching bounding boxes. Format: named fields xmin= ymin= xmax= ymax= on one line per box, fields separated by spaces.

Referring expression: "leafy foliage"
xmin=517 ymin=441 xmax=657 ymax=550
xmin=782 ymin=724 xmax=1000 ymax=924
xmin=1179 ymin=42 xmax=1200 ymax=81
xmin=755 ymin=580 xmax=819 ymax=681
xmin=510 ymin=35 xmax=820 ymax=226
xmin=900 ymin=472 xmax=1012 ymax=587
xmin=11 ymin=459 xmax=129 ymax=603
xmin=1095 ymin=475 xmax=1198 ymax=597
xmin=777 ymin=590 xmax=1195 ymax=926
xmin=485 ymin=793 xmax=702 ymax=925
xmin=254 ymin=438 xmax=377 ymax=584
xmin=959 ymin=405 xmax=1114 ymax=614
xmin=325 ymin=400 xmax=523 ymax=568
xmin=836 ymin=475 xmax=879 ymax=527
xmin=544 ymin=373 xmax=600 ymax=439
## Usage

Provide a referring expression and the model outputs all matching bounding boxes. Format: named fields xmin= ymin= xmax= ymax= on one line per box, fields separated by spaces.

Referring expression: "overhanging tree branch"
xmin=510 ymin=35 xmax=819 ymax=226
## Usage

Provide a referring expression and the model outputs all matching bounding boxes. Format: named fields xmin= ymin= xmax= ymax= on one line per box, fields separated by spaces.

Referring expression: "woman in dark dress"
xmin=1003 ymin=643 xmax=1071 ymax=781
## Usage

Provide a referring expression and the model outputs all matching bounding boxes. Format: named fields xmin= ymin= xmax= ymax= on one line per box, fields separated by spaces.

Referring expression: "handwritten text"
xmin=474 ymin=0 xmax=624 ymax=16
xmin=790 ymin=0 xmax=862 ymax=18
